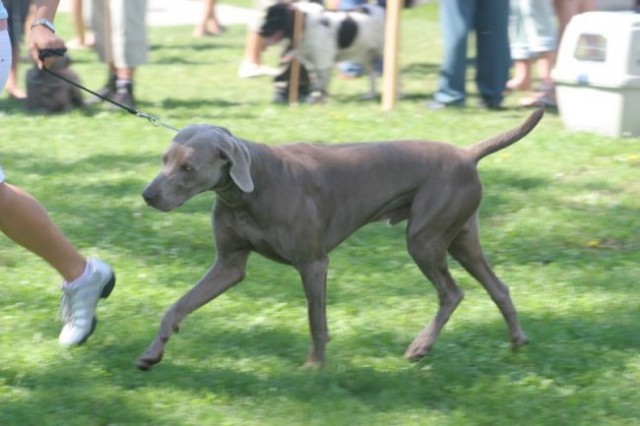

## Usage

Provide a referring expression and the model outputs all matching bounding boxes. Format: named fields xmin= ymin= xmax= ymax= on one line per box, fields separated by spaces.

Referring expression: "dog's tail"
xmin=465 ymin=108 xmax=544 ymax=163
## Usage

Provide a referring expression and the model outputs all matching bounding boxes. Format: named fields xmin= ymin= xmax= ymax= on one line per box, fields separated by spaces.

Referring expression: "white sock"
xmin=62 ymin=260 xmax=92 ymax=289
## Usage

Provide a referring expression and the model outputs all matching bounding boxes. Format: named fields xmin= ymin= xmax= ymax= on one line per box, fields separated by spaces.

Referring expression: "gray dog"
xmin=25 ymin=56 xmax=83 ymax=114
xmin=136 ymin=109 xmax=544 ymax=371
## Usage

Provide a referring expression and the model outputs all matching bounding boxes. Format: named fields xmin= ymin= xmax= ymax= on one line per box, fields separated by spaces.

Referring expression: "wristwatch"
xmin=30 ymin=18 xmax=56 ymax=33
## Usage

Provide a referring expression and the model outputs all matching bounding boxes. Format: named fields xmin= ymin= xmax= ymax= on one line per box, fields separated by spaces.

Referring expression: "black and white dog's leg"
xmin=360 ymin=53 xmax=381 ymax=100
xmin=308 ymin=66 xmax=332 ymax=104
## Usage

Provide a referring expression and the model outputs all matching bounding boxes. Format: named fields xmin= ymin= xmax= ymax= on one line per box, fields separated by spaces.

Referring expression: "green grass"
xmin=1 ymin=3 xmax=639 ymax=425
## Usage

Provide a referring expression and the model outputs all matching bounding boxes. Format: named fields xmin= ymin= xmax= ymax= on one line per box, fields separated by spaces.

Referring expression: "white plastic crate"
xmin=552 ymin=11 xmax=640 ymax=137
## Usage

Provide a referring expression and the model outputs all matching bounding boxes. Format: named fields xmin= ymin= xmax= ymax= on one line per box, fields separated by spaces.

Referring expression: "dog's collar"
xmin=212 ymin=178 xmax=235 ymax=193
xmin=211 ymin=174 xmax=245 ymax=207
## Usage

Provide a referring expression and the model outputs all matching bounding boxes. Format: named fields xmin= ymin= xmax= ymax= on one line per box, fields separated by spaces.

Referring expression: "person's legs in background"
xmin=238 ymin=0 xmax=278 ymax=78
xmin=68 ymin=0 xmax=94 ymax=49
xmin=507 ymin=0 xmax=532 ymax=91
xmin=91 ymin=0 xmax=147 ymax=109
xmin=430 ymin=0 xmax=473 ymax=107
xmin=474 ymin=0 xmax=510 ymax=109
xmin=554 ymin=0 xmax=595 ymax=43
xmin=508 ymin=0 xmax=556 ymax=107
xmin=4 ymin=0 xmax=31 ymax=99
xmin=193 ymin=0 xmax=224 ymax=38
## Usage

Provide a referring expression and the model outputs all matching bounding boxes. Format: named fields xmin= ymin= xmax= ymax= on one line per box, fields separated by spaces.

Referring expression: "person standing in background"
xmin=67 ymin=0 xmax=94 ymax=49
xmin=3 ymin=0 xmax=32 ymax=99
xmin=427 ymin=0 xmax=511 ymax=110
xmin=193 ymin=0 xmax=224 ymax=37
xmin=90 ymin=0 xmax=148 ymax=109
xmin=237 ymin=0 xmax=279 ymax=78
xmin=507 ymin=0 xmax=557 ymax=107
xmin=553 ymin=0 xmax=595 ymax=43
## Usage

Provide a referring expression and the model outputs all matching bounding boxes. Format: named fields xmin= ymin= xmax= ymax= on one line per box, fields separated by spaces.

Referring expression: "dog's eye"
xmin=181 ymin=164 xmax=194 ymax=173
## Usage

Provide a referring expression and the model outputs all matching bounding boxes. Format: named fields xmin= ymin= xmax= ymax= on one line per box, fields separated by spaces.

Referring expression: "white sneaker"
xmin=58 ymin=258 xmax=116 ymax=347
xmin=237 ymin=61 xmax=279 ymax=78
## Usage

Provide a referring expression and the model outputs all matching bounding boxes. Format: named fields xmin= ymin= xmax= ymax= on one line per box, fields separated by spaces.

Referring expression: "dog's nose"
xmin=142 ymin=189 xmax=155 ymax=205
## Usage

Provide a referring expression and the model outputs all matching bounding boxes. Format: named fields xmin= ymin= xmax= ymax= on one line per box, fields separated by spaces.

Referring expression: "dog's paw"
xmin=358 ymin=93 xmax=377 ymax=102
xmin=135 ymin=351 xmax=164 ymax=371
xmin=511 ymin=333 xmax=530 ymax=352
xmin=404 ymin=338 xmax=434 ymax=362
xmin=306 ymin=91 xmax=327 ymax=105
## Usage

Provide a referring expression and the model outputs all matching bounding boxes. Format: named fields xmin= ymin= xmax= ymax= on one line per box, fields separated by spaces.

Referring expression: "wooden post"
xmin=382 ymin=0 xmax=403 ymax=110
xmin=289 ymin=7 xmax=304 ymax=106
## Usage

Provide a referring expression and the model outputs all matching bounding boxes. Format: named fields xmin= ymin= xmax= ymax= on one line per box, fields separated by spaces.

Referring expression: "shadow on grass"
xmin=27 ymin=305 xmax=638 ymax=423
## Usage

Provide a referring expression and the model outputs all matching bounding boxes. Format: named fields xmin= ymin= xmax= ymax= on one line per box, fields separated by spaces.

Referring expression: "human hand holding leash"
xmin=28 ymin=2 xmax=66 ymax=70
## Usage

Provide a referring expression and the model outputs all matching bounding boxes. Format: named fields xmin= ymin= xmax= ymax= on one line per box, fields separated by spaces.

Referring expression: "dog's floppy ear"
xmin=220 ymin=136 xmax=254 ymax=193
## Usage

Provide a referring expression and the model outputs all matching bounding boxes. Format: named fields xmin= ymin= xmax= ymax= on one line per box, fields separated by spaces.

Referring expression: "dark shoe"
xmin=87 ymin=74 xmax=116 ymax=105
xmin=111 ymin=90 xmax=136 ymax=110
xmin=425 ymin=100 xmax=464 ymax=110
xmin=111 ymin=80 xmax=135 ymax=110
xmin=478 ymin=98 xmax=506 ymax=111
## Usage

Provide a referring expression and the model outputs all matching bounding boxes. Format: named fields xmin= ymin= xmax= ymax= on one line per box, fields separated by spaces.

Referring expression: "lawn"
xmin=1 ymin=2 xmax=639 ymax=425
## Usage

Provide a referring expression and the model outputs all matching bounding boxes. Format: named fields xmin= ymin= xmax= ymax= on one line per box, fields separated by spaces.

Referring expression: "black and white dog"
xmin=259 ymin=2 xmax=386 ymax=102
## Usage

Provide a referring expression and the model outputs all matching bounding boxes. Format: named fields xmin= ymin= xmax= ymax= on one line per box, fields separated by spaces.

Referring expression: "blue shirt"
xmin=0 ymin=1 xmax=8 ymax=20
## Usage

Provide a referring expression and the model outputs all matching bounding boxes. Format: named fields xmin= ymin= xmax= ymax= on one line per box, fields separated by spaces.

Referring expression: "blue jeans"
xmin=434 ymin=0 xmax=511 ymax=106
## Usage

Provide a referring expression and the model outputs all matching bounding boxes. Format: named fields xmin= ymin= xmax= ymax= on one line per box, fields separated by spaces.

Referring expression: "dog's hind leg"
xmin=135 ymin=251 xmax=249 ymax=370
xmin=403 ymin=187 xmax=476 ymax=362
xmin=297 ymin=257 xmax=330 ymax=367
xmin=404 ymin=232 xmax=465 ymax=361
xmin=448 ymin=215 xmax=529 ymax=351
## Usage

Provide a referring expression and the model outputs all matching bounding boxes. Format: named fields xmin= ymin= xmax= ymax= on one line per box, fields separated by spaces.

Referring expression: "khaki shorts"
xmin=91 ymin=0 xmax=148 ymax=68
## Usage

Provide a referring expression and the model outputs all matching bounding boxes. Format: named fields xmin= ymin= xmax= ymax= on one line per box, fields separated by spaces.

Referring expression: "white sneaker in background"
xmin=237 ymin=61 xmax=279 ymax=78
xmin=58 ymin=258 xmax=116 ymax=347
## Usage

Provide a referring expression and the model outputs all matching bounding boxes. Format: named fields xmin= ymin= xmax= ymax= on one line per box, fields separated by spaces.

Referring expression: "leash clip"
xmin=136 ymin=111 xmax=180 ymax=132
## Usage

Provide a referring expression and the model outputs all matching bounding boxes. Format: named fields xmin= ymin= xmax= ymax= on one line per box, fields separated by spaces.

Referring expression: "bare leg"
xmin=0 ymin=182 xmax=86 ymax=282
xmin=244 ymin=31 xmax=263 ymax=65
xmin=518 ymin=52 xmax=556 ymax=107
xmin=536 ymin=51 xmax=555 ymax=88
xmin=193 ymin=0 xmax=222 ymax=37
xmin=506 ymin=59 xmax=532 ymax=91
xmin=298 ymin=257 xmax=330 ymax=366
xmin=136 ymin=253 xmax=249 ymax=370
xmin=5 ymin=43 xmax=25 ymax=99
xmin=68 ymin=0 xmax=94 ymax=48
xmin=554 ymin=0 xmax=595 ymax=42
xmin=238 ymin=31 xmax=276 ymax=78
xmin=72 ymin=0 xmax=86 ymax=45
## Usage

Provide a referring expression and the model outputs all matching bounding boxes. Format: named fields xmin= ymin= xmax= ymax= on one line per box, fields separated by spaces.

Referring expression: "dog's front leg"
xmin=307 ymin=67 xmax=332 ymax=104
xmin=298 ymin=257 xmax=330 ymax=367
xmin=362 ymin=61 xmax=377 ymax=100
xmin=136 ymin=252 xmax=249 ymax=370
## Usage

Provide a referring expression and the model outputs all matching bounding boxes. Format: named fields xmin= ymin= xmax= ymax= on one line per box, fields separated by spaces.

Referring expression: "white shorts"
xmin=509 ymin=0 xmax=557 ymax=60
xmin=0 ymin=25 xmax=11 ymax=91
xmin=1 ymin=27 xmax=10 ymax=184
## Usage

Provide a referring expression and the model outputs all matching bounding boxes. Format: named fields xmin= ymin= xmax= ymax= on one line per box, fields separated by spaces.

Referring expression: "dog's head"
xmin=142 ymin=125 xmax=254 ymax=211
xmin=259 ymin=3 xmax=295 ymax=48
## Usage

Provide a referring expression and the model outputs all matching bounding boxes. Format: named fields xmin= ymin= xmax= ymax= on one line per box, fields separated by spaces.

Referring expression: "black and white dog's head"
xmin=259 ymin=3 xmax=296 ymax=48
xmin=259 ymin=2 xmax=367 ymax=50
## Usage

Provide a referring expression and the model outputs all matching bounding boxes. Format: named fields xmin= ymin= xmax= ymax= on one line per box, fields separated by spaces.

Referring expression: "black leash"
xmin=39 ymin=48 xmax=180 ymax=133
